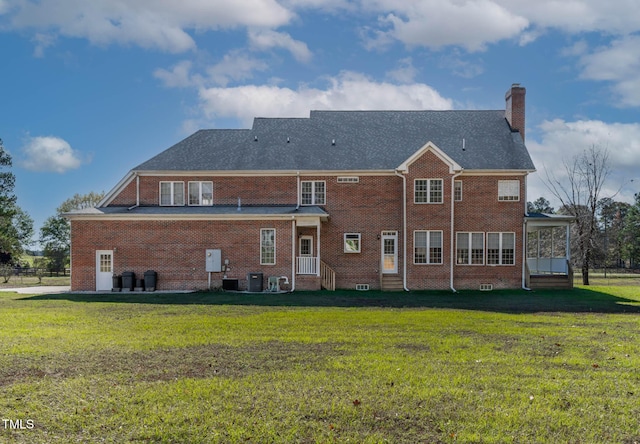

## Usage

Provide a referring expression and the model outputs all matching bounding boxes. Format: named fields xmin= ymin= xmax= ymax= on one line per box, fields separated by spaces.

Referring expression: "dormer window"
xmin=188 ymin=181 xmax=213 ymax=206
xmin=301 ymin=181 xmax=326 ymax=205
xmin=160 ymin=181 xmax=184 ymax=206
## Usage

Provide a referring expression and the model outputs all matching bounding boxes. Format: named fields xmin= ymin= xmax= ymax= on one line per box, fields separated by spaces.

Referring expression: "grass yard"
xmin=1 ymin=287 xmax=639 ymax=443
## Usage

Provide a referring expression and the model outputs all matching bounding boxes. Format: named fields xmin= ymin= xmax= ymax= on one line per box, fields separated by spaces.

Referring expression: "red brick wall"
xmin=73 ymin=163 xmax=527 ymax=291
xmin=109 ymin=175 xmax=297 ymax=207
xmin=70 ymin=219 xmax=293 ymax=291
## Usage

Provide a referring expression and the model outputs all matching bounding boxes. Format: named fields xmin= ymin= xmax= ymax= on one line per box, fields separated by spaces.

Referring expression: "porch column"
xmin=566 ymin=224 xmax=571 ymax=261
xmin=316 ymin=223 xmax=321 ymax=277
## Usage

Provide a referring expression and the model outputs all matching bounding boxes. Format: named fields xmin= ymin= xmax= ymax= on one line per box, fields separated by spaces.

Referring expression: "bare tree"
xmin=545 ymin=145 xmax=611 ymax=285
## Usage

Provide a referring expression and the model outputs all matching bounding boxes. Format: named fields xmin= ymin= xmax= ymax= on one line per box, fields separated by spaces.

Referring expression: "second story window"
xmin=415 ymin=179 xmax=443 ymax=203
xmin=498 ymin=180 xmax=520 ymax=201
xmin=160 ymin=181 xmax=184 ymax=206
xmin=454 ymin=180 xmax=462 ymax=201
xmin=188 ymin=181 xmax=213 ymax=206
xmin=301 ymin=181 xmax=326 ymax=205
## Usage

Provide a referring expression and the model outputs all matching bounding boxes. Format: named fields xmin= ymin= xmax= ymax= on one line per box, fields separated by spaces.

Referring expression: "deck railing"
xmin=320 ymin=260 xmax=335 ymax=291
xmin=296 ymin=256 xmax=318 ymax=275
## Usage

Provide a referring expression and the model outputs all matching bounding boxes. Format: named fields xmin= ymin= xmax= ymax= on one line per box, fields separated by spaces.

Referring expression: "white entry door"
xmin=96 ymin=250 xmax=113 ymax=291
xmin=381 ymin=231 xmax=398 ymax=274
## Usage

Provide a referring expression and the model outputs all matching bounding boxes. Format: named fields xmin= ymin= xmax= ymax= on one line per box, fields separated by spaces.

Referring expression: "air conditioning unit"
xmin=355 ymin=284 xmax=370 ymax=291
xmin=480 ymin=283 xmax=493 ymax=291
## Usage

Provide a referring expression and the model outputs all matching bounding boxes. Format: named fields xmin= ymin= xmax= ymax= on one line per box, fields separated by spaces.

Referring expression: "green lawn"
xmin=1 ymin=287 xmax=639 ymax=443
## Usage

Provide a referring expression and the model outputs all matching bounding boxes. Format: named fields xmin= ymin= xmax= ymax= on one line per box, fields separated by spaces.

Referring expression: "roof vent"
xmin=331 ymin=139 xmax=336 ymax=146
xmin=462 ymin=138 xmax=466 ymax=151
xmin=287 ymin=137 xmax=290 ymax=143
xmin=254 ymin=136 xmax=258 ymax=142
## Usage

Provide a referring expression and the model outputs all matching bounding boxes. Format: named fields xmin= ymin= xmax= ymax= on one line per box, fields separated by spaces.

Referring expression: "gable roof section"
xmin=134 ymin=110 xmax=535 ymax=173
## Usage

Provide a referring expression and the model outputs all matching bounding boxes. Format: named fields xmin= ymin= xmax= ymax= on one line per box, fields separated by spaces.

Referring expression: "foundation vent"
xmin=355 ymin=284 xmax=370 ymax=291
xmin=480 ymin=283 xmax=493 ymax=291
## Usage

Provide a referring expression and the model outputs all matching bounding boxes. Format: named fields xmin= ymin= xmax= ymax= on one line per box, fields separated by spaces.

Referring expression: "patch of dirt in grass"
xmin=0 ymin=341 xmax=341 ymax=386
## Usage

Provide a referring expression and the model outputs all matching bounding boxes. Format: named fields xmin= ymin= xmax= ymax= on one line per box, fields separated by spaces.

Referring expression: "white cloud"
xmin=527 ymin=119 xmax=640 ymax=206
xmin=248 ymin=29 xmax=312 ymax=62
xmin=363 ymin=0 xmax=529 ymax=52
xmin=155 ymin=52 xmax=269 ymax=88
xmin=386 ymin=57 xmax=417 ymax=83
xmin=577 ymin=35 xmax=640 ymax=107
xmin=154 ymin=60 xmax=199 ymax=88
xmin=359 ymin=1 xmax=640 ymax=51
xmin=20 ymin=136 xmax=85 ymax=173
xmin=198 ymin=71 xmax=453 ymax=126
xmin=7 ymin=0 xmax=293 ymax=52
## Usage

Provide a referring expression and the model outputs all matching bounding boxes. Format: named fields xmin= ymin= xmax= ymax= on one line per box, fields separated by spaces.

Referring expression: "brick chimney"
xmin=505 ymin=83 xmax=526 ymax=142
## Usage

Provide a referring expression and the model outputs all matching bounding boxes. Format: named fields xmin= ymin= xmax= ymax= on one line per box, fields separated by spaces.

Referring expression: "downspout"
xmin=522 ymin=175 xmax=531 ymax=290
xmin=394 ymin=170 xmax=409 ymax=291
xmin=522 ymin=219 xmax=531 ymax=291
xmin=296 ymin=171 xmax=300 ymax=210
xmin=450 ymin=170 xmax=463 ymax=292
xmin=291 ymin=218 xmax=296 ymax=291
xmin=127 ymin=173 xmax=140 ymax=211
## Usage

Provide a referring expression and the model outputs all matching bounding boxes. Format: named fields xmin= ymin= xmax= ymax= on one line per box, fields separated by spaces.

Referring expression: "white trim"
xmin=134 ymin=169 xmax=397 ymax=177
xmin=65 ymin=213 xmax=329 ymax=222
xmin=99 ymin=171 xmax=136 ymax=207
xmin=397 ymin=141 xmax=462 ymax=174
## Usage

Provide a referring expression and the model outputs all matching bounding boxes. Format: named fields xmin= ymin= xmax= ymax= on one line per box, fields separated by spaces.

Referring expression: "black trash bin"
xmin=144 ymin=270 xmax=157 ymax=292
xmin=112 ymin=275 xmax=122 ymax=292
xmin=247 ymin=273 xmax=263 ymax=292
xmin=122 ymin=271 xmax=135 ymax=291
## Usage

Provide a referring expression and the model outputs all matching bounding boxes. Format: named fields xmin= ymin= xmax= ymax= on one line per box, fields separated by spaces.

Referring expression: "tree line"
xmin=0 ymin=138 xmax=104 ymax=272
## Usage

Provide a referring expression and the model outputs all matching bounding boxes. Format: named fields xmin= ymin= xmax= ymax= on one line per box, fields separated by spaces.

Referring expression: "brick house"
xmin=66 ymin=84 xmax=572 ymax=292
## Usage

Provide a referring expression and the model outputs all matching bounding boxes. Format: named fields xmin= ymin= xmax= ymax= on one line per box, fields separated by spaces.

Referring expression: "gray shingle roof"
xmin=65 ymin=205 xmax=328 ymax=218
xmin=134 ymin=110 xmax=535 ymax=172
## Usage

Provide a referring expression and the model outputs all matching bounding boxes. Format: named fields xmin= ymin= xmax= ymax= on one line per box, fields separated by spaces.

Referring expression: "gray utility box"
xmin=247 ymin=273 xmax=263 ymax=292
xmin=206 ymin=249 xmax=222 ymax=272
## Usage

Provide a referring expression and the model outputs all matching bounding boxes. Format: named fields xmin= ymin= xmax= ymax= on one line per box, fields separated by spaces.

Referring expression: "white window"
xmin=415 ymin=179 xmax=443 ymax=203
xmin=498 ymin=180 xmax=520 ymax=201
xmin=301 ymin=181 xmax=326 ymax=205
xmin=260 ymin=229 xmax=276 ymax=265
xmin=337 ymin=177 xmax=359 ymax=183
xmin=487 ymin=232 xmax=515 ymax=265
xmin=188 ymin=181 xmax=213 ymax=206
xmin=456 ymin=232 xmax=484 ymax=265
xmin=344 ymin=233 xmax=361 ymax=253
xmin=160 ymin=181 xmax=184 ymax=206
xmin=414 ymin=231 xmax=443 ymax=264
xmin=454 ymin=180 xmax=462 ymax=202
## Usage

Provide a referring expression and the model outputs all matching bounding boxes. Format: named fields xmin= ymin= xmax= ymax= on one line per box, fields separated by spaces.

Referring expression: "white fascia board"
xmin=134 ymin=169 xmax=395 ymax=177
xmin=98 ymin=171 xmax=136 ymax=207
xmin=457 ymin=169 xmax=536 ymax=176
xmin=397 ymin=141 xmax=462 ymax=174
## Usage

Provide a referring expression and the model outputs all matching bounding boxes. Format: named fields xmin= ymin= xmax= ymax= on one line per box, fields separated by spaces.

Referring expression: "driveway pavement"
xmin=1 ymin=286 xmax=71 ymax=294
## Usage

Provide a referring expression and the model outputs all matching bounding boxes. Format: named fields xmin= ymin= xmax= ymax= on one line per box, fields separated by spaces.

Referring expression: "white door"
xmin=381 ymin=231 xmax=398 ymax=274
xmin=299 ymin=236 xmax=313 ymax=256
xmin=96 ymin=250 xmax=113 ymax=291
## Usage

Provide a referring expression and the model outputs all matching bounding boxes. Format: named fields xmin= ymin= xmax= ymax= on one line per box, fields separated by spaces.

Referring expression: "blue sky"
xmin=1 ymin=0 xmax=640 ymax=239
